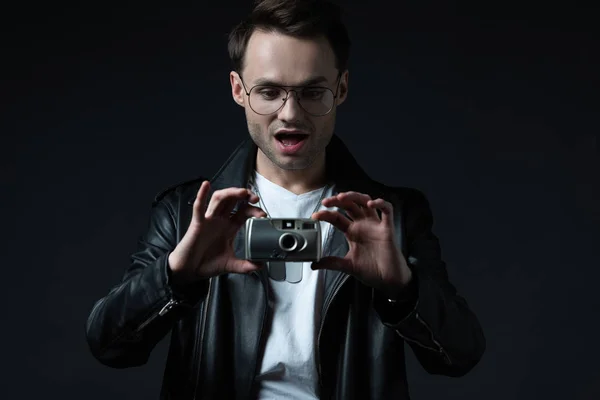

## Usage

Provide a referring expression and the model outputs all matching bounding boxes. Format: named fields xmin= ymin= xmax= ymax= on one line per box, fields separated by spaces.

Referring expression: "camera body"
xmin=244 ymin=217 xmax=322 ymax=262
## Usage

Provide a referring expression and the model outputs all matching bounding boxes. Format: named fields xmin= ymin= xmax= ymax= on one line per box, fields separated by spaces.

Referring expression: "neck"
xmin=255 ymin=150 xmax=327 ymax=195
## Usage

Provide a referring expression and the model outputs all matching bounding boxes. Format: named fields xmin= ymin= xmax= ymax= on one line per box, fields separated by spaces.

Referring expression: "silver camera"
xmin=244 ymin=217 xmax=322 ymax=262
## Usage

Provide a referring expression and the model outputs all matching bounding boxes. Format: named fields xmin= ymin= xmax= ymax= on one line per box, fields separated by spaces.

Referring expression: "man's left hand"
xmin=311 ymin=191 xmax=413 ymax=300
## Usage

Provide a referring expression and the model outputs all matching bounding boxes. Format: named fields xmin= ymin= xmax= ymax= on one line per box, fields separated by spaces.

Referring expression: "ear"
xmin=230 ymin=71 xmax=245 ymax=107
xmin=335 ymin=70 xmax=349 ymax=106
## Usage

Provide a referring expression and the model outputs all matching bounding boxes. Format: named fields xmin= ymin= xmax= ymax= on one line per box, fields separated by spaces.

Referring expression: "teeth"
xmin=277 ymin=134 xmax=306 ymax=147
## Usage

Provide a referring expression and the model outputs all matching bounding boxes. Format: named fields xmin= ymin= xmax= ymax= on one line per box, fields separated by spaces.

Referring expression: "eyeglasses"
xmin=238 ymin=73 xmax=341 ymax=117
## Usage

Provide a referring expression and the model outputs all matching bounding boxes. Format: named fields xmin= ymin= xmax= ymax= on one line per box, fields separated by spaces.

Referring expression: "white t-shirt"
xmin=250 ymin=171 xmax=337 ymax=400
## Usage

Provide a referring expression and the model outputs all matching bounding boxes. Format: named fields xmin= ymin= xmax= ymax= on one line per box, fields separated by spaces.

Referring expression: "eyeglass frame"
xmin=237 ymin=71 xmax=343 ymax=117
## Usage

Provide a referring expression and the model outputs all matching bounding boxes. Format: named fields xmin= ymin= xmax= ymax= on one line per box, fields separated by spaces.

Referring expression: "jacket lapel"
xmin=322 ymin=222 xmax=350 ymax=299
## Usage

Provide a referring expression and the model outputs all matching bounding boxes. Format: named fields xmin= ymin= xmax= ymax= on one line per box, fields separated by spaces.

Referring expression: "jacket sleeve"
xmin=84 ymin=189 xmax=208 ymax=368
xmin=374 ymin=188 xmax=486 ymax=377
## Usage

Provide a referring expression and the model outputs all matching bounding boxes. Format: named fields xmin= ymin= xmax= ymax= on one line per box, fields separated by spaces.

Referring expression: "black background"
xmin=3 ymin=1 xmax=599 ymax=398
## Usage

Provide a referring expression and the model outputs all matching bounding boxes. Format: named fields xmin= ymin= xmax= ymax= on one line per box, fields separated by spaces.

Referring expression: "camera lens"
xmin=278 ymin=233 xmax=298 ymax=252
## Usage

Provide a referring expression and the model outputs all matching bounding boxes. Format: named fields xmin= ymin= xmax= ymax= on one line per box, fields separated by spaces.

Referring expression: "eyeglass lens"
xmin=249 ymin=86 xmax=334 ymax=116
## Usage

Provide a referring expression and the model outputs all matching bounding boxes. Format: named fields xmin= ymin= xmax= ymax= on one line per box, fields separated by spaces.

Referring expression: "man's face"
xmin=230 ymin=30 xmax=348 ymax=171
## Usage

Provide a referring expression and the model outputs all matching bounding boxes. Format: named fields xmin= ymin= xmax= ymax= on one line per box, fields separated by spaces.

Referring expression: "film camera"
xmin=244 ymin=217 xmax=323 ymax=262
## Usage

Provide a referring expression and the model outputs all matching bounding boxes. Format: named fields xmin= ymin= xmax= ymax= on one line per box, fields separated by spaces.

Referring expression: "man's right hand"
xmin=167 ymin=180 xmax=266 ymax=285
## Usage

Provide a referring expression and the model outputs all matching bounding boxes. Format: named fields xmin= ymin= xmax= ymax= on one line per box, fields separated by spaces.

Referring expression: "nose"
xmin=277 ymin=90 xmax=304 ymax=122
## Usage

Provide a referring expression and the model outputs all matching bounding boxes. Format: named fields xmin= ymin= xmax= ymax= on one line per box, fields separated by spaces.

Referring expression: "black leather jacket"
xmin=85 ymin=135 xmax=485 ymax=399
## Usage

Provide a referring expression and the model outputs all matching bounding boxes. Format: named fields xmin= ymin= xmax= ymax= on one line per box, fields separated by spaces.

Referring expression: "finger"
xmin=321 ymin=195 xmax=365 ymax=220
xmin=210 ymin=188 xmax=252 ymax=216
xmin=227 ymin=190 xmax=261 ymax=214
xmin=192 ymin=181 xmax=211 ymax=223
xmin=367 ymin=198 xmax=394 ymax=225
xmin=230 ymin=203 xmax=267 ymax=227
xmin=339 ymin=191 xmax=372 ymax=205
xmin=339 ymin=192 xmax=378 ymax=220
xmin=207 ymin=188 xmax=259 ymax=217
xmin=311 ymin=210 xmax=352 ymax=233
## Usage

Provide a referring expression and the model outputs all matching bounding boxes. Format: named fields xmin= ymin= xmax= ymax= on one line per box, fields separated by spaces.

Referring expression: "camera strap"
xmin=267 ymin=223 xmax=335 ymax=283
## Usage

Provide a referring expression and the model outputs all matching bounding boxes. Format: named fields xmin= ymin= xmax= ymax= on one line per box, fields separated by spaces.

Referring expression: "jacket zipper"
xmin=316 ymin=274 xmax=350 ymax=392
xmin=134 ymin=297 xmax=180 ymax=334
xmin=415 ymin=312 xmax=452 ymax=365
xmin=193 ymin=278 xmax=212 ymax=400
xmin=394 ymin=311 xmax=452 ymax=366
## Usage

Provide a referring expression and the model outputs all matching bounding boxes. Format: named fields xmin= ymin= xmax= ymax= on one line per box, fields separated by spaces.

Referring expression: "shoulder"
xmin=152 ymin=175 xmax=209 ymax=207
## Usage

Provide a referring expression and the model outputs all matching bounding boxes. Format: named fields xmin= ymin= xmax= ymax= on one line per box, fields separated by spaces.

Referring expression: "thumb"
xmin=311 ymin=256 xmax=350 ymax=272
xmin=229 ymin=258 xmax=265 ymax=274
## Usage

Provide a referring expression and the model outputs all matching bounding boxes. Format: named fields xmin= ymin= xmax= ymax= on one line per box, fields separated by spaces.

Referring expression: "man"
xmin=85 ymin=0 xmax=485 ymax=399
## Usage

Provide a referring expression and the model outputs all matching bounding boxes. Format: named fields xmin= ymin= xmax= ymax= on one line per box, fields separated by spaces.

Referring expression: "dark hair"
xmin=228 ymin=0 xmax=350 ymax=73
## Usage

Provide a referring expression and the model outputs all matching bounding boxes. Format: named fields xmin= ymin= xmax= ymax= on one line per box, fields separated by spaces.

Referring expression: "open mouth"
xmin=275 ymin=133 xmax=309 ymax=147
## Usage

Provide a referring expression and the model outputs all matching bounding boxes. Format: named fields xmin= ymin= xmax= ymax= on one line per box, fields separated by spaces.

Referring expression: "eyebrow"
xmin=252 ymin=76 xmax=329 ymax=87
